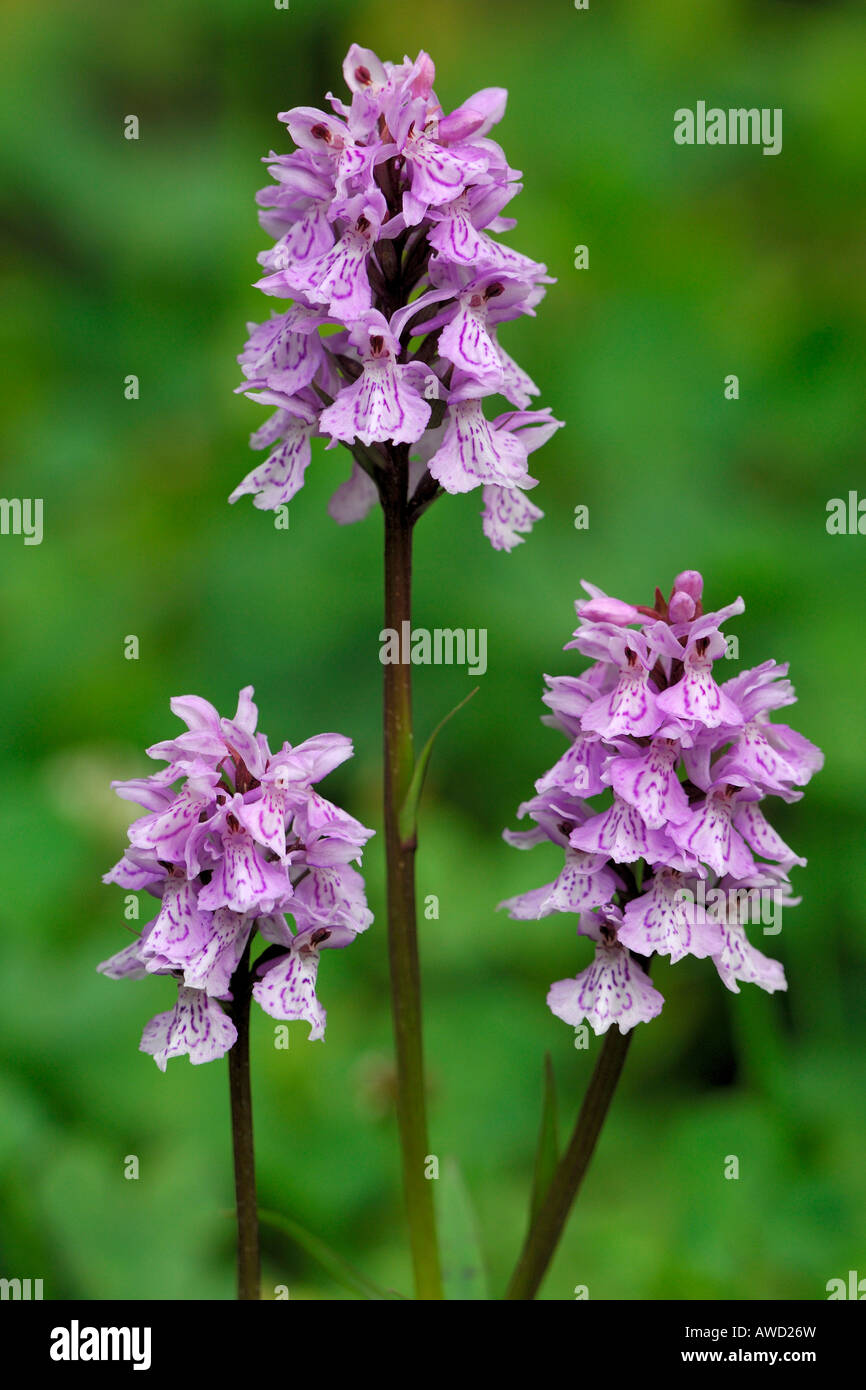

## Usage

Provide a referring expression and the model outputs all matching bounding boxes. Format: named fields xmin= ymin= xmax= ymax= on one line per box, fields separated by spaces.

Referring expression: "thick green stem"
xmin=228 ymin=942 xmax=260 ymax=1300
xmin=382 ymin=453 xmax=443 ymax=1300
xmin=505 ymin=1026 xmax=633 ymax=1300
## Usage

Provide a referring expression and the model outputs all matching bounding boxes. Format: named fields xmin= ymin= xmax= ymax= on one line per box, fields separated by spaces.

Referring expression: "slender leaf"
xmin=529 ymin=1053 xmax=560 ymax=1224
xmin=398 ymin=687 xmax=478 ymax=846
xmin=258 ymin=1207 xmax=405 ymax=1300
xmin=436 ymin=1157 xmax=490 ymax=1300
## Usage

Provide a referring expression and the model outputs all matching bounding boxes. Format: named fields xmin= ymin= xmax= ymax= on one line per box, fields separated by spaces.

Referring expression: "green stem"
xmin=228 ymin=941 xmax=260 ymax=1300
xmin=382 ymin=451 xmax=443 ymax=1300
xmin=505 ymin=1026 xmax=633 ymax=1300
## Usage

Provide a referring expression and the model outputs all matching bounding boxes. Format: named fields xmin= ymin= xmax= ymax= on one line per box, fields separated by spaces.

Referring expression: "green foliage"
xmin=529 ymin=1054 xmax=560 ymax=1228
xmin=258 ymin=1209 xmax=404 ymax=1300
xmin=436 ymin=1158 xmax=490 ymax=1301
xmin=398 ymin=687 xmax=478 ymax=847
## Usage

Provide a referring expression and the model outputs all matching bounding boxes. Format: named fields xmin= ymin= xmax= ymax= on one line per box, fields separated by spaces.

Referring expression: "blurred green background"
xmin=1 ymin=0 xmax=864 ymax=1301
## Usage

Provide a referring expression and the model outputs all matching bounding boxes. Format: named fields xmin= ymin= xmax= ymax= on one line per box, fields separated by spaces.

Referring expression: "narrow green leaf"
xmin=529 ymin=1053 xmax=560 ymax=1224
xmin=398 ymin=687 xmax=478 ymax=846
xmin=436 ymin=1157 xmax=490 ymax=1301
xmin=258 ymin=1208 xmax=405 ymax=1300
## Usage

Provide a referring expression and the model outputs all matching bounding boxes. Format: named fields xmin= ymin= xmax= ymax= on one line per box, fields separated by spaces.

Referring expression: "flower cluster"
xmin=230 ymin=44 xmax=562 ymax=550
xmin=501 ymin=572 xmax=823 ymax=1035
xmin=98 ymin=688 xmax=374 ymax=1067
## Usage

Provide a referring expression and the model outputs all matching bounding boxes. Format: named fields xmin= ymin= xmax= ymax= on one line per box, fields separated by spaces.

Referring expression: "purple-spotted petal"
xmin=481 ymin=484 xmax=543 ymax=551
xmin=711 ymin=923 xmax=787 ymax=995
xmin=732 ymin=802 xmax=806 ymax=869
xmin=98 ymin=935 xmax=155 ymax=980
xmin=183 ymin=909 xmax=253 ymax=997
xmin=198 ymin=831 xmax=292 ymax=914
xmin=657 ymin=664 xmax=744 ymax=729
xmin=290 ymin=864 xmax=373 ymax=934
xmin=140 ymin=987 xmax=237 ymax=1070
xmin=569 ymin=795 xmax=667 ymax=864
xmin=498 ymin=850 xmax=619 ymax=918
xmin=142 ymin=876 xmax=213 ymax=970
xmin=618 ymin=871 xmax=721 ymax=963
xmin=427 ymin=398 xmax=528 ymax=493
xmin=581 ymin=670 xmax=663 ymax=740
xmin=669 ymin=793 xmax=757 ymax=878
xmin=607 ymin=739 xmax=691 ymax=829
xmin=320 ymin=360 xmax=430 ymax=447
xmin=252 ymin=946 xmax=326 ymax=1039
xmin=235 ymin=786 xmax=288 ymax=857
xmin=127 ymin=788 xmax=211 ymax=863
xmin=229 ymin=420 xmax=313 ymax=510
xmin=547 ymin=945 xmax=664 ymax=1035
xmin=535 ymin=733 xmax=607 ymax=798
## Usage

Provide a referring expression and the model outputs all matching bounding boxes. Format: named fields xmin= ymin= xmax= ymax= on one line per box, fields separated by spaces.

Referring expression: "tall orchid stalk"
xmin=230 ymin=45 xmax=561 ymax=1299
xmin=501 ymin=572 xmax=822 ymax=1297
xmin=99 ymin=689 xmax=374 ymax=1299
